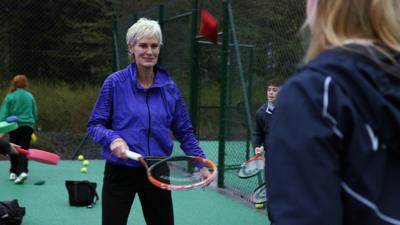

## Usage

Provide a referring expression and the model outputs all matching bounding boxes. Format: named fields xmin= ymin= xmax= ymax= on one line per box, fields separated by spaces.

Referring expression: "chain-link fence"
xmin=0 ymin=0 xmax=306 ymax=204
xmin=113 ymin=0 xmax=306 ymax=204
xmin=220 ymin=0 xmax=306 ymax=204
xmin=0 ymin=1 xmax=119 ymax=159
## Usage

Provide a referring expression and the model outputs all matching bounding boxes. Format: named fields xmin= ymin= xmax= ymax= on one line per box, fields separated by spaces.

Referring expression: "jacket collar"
xmin=128 ymin=63 xmax=173 ymax=90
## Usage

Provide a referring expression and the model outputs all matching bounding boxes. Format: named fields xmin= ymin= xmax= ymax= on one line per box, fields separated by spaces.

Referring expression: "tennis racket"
xmin=251 ymin=182 xmax=267 ymax=204
xmin=14 ymin=146 xmax=60 ymax=165
xmin=237 ymin=152 xmax=265 ymax=178
xmin=0 ymin=121 xmax=18 ymax=133
xmin=126 ymin=151 xmax=217 ymax=191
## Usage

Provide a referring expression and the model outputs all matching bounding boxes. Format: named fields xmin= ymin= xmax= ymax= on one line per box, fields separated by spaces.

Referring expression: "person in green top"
xmin=0 ymin=74 xmax=38 ymax=184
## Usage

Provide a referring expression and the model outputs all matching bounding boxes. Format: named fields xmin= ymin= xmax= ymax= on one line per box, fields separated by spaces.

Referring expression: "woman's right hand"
xmin=110 ymin=138 xmax=129 ymax=159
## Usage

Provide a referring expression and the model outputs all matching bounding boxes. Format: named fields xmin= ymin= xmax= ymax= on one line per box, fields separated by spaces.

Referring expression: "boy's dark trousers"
xmin=9 ymin=126 xmax=33 ymax=175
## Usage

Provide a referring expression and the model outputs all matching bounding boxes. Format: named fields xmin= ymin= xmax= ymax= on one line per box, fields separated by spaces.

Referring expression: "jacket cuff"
xmin=110 ymin=138 xmax=124 ymax=149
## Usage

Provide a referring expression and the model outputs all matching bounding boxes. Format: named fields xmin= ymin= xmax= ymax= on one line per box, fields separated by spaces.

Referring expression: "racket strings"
xmin=243 ymin=160 xmax=263 ymax=173
xmin=251 ymin=184 xmax=267 ymax=203
xmin=148 ymin=157 xmax=216 ymax=190
xmin=151 ymin=160 xmax=203 ymax=185
xmin=238 ymin=158 xmax=265 ymax=178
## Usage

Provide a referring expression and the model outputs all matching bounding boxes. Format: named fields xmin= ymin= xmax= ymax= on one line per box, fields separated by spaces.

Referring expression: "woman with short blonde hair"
xmin=88 ymin=17 xmax=210 ymax=225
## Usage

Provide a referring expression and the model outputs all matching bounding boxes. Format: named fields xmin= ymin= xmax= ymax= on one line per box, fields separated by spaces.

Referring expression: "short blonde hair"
xmin=304 ymin=0 xmax=400 ymax=62
xmin=126 ymin=18 xmax=163 ymax=46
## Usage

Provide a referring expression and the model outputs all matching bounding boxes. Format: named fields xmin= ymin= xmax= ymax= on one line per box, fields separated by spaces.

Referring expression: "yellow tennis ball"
xmin=82 ymin=160 xmax=89 ymax=166
xmin=255 ymin=203 xmax=265 ymax=209
xmin=30 ymin=133 xmax=37 ymax=144
xmin=80 ymin=167 xmax=88 ymax=173
xmin=77 ymin=155 xmax=84 ymax=161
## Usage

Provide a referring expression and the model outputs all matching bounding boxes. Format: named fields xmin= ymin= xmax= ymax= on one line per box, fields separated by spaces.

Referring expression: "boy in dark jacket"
xmin=252 ymin=79 xmax=281 ymax=154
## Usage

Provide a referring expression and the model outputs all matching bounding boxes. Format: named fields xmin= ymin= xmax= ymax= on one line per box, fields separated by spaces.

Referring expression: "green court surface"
xmin=0 ymin=160 xmax=268 ymax=225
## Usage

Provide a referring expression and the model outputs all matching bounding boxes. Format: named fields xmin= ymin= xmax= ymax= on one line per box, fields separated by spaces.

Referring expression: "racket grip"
xmin=15 ymin=146 xmax=29 ymax=155
xmin=126 ymin=151 xmax=143 ymax=161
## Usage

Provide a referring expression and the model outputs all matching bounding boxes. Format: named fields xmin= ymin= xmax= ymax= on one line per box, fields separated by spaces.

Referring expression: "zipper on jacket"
xmin=146 ymin=91 xmax=151 ymax=156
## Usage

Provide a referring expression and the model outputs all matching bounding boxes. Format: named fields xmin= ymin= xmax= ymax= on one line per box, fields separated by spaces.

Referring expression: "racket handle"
xmin=126 ymin=151 xmax=143 ymax=161
xmin=15 ymin=146 xmax=29 ymax=155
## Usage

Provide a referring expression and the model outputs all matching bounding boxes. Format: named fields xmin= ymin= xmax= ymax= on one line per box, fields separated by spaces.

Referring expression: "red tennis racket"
xmin=237 ymin=153 xmax=265 ymax=178
xmin=15 ymin=146 xmax=60 ymax=165
xmin=126 ymin=151 xmax=217 ymax=191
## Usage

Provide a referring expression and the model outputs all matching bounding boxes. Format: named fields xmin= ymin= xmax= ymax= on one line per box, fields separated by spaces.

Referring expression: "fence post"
xmin=246 ymin=47 xmax=255 ymax=159
xmin=227 ymin=0 xmax=253 ymax=135
xmin=218 ymin=0 xmax=230 ymax=188
xmin=189 ymin=0 xmax=200 ymax=134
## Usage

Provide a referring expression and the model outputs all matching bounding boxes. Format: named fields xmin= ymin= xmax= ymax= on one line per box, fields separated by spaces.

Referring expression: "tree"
xmin=0 ymin=0 xmax=115 ymax=84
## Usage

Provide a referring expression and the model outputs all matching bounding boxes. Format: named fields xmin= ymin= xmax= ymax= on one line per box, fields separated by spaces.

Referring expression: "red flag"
xmin=199 ymin=9 xmax=218 ymax=44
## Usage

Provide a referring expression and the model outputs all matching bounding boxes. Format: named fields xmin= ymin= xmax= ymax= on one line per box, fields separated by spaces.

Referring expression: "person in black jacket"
xmin=252 ymin=79 xmax=281 ymax=155
xmin=266 ymin=0 xmax=400 ymax=225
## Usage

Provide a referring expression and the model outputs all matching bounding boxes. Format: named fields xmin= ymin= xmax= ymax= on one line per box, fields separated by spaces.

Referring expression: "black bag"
xmin=0 ymin=199 xmax=25 ymax=225
xmin=65 ymin=180 xmax=99 ymax=208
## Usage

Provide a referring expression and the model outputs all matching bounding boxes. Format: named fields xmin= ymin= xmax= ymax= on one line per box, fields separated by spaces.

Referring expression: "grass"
xmin=0 ymin=77 xmax=265 ymax=137
xmin=0 ymin=80 xmax=100 ymax=133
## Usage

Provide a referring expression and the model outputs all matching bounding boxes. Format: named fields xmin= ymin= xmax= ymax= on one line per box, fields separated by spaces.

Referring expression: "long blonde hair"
xmin=304 ymin=0 xmax=400 ymax=62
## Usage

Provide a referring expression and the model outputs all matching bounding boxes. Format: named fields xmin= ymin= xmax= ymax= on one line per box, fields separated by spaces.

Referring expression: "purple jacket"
xmin=87 ymin=63 xmax=205 ymax=167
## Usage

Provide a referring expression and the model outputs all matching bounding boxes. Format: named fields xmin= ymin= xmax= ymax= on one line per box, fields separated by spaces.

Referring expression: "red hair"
xmin=10 ymin=74 xmax=29 ymax=92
